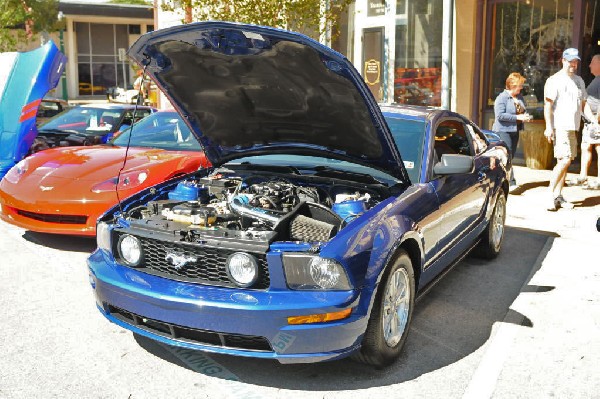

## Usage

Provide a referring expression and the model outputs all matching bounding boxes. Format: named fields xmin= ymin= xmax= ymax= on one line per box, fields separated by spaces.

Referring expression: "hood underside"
xmin=128 ymin=22 xmax=408 ymax=181
xmin=0 ymin=41 xmax=66 ymax=178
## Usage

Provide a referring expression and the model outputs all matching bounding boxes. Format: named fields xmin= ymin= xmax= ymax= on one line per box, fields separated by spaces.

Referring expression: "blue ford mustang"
xmin=88 ymin=22 xmax=509 ymax=367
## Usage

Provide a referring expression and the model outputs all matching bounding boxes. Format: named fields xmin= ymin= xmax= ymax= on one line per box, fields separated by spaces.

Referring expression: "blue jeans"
xmin=497 ymin=130 xmax=519 ymax=185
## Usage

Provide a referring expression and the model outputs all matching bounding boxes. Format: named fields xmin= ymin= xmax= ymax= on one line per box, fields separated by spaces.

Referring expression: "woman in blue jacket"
xmin=492 ymin=72 xmax=532 ymax=190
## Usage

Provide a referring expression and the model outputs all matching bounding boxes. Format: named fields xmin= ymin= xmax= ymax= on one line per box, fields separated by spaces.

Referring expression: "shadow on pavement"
xmin=132 ymin=226 xmax=551 ymax=391
xmin=22 ymin=231 xmax=96 ymax=253
xmin=508 ymin=180 xmax=549 ymax=196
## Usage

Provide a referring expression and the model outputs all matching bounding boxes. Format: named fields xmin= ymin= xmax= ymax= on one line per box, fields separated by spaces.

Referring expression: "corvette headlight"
xmin=91 ymin=170 xmax=149 ymax=193
xmin=96 ymin=221 xmax=112 ymax=251
xmin=226 ymin=252 xmax=259 ymax=287
xmin=283 ymin=254 xmax=351 ymax=290
xmin=4 ymin=158 xmax=29 ymax=184
xmin=117 ymin=234 xmax=142 ymax=266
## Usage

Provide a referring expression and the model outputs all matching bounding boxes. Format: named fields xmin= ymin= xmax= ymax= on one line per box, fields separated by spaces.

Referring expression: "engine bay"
xmin=121 ymin=169 xmax=389 ymax=247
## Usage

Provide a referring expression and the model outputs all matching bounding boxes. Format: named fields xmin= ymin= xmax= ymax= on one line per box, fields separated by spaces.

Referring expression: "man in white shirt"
xmin=543 ymin=48 xmax=596 ymax=211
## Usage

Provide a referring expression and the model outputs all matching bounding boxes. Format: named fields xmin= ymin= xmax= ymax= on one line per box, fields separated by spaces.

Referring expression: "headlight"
xmin=91 ymin=170 xmax=149 ymax=193
xmin=283 ymin=254 xmax=351 ymax=290
xmin=4 ymin=158 xmax=29 ymax=184
xmin=226 ymin=252 xmax=259 ymax=287
xmin=117 ymin=234 xmax=142 ymax=266
xmin=96 ymin=221 xmax=112 ymax=251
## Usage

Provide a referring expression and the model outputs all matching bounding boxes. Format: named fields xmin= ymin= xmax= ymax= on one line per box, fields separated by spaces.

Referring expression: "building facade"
xmin=47 ymin=0 xmax=599 ymax=128
xmin=53 ymin=0 xmax=154 ymax=101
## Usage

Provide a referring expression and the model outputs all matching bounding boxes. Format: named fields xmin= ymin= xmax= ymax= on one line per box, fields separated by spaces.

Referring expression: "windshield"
xmin=227 ymin=154 xmax=400 ymax=187
xmin=383 ymin=116 xmax=426 ymax=183
xmin=39 ymin=106 xmax=127 ymax=134
xmin=111 ymin=112 xmax=202 ymax=151
xmin=39 ymin=106 xmax=153 ymax=135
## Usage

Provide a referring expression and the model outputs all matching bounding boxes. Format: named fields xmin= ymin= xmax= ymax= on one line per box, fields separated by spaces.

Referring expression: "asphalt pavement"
xmin=0 ymin=165 xmax=598 ymax=399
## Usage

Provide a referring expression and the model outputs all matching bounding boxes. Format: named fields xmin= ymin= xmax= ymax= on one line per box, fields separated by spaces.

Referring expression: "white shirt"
xmin=544 ymin=70 xmax=587 ymax=131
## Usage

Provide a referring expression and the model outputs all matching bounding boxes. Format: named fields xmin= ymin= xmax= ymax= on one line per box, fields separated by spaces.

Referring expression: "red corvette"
xmin=0 ymin=110 xmax=208 ymax=236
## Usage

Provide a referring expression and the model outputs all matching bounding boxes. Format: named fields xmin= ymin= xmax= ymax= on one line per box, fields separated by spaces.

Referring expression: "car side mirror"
xmin=433 ymin=154 xmax=474 ymax=175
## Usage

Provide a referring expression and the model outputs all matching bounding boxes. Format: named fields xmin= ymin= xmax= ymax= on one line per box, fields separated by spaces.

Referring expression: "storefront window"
xmin=488 ymin=1 xmax=574 ymax=119
xmin=393 ymin=0 xmax=443 ymax=107
xmin=76 ymin=22 xmax=130 ymax=96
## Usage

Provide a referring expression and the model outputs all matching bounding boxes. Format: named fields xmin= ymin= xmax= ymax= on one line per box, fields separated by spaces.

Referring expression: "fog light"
xmin=118 ymin=234 xmax=142 ymax=266
xmin=226 ymin=252 xmax=258 ymax=287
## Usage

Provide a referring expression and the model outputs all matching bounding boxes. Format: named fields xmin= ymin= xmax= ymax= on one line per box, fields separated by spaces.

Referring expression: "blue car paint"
xmin=88 ymin=22 xmax=508 ymax=364
xmin=0 ymin=41 xmax=66 ymax=178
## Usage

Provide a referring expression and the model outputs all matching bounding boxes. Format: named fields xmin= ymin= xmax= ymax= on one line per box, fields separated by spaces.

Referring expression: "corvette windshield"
xmin=111 ymin=112 xmax=201 ymax=151
xmin=39 ymin=107 xmax=124 ymax=134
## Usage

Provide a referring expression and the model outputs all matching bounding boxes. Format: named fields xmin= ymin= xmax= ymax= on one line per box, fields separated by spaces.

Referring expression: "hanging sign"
xmin=364 ymin=59 xmax=381 ymax=86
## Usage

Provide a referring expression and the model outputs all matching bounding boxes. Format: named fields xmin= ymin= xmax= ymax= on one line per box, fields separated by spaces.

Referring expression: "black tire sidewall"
xmin=359 ymin=250 xmax=415 ymax=367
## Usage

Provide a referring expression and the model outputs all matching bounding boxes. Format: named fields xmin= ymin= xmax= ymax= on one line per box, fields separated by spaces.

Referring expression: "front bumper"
xmin=88 ymin=249 xmax=368 ymax=364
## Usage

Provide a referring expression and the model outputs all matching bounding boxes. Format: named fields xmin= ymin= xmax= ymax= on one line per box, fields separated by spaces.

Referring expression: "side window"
xmin=434 ymin=120 xmax=471 ymax=159
xmin=466 ymin=124 xmax=488 ymax=154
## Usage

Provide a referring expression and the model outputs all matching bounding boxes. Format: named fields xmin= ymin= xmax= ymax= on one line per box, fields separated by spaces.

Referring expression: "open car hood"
xmin=128 ymin=22 xmax=408 ymax=182
xmin=0 ymin=41 xmax=66 ymax=178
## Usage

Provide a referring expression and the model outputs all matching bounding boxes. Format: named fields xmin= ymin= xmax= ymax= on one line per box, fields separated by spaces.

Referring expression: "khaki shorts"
xmin=554 ymin=130 xmax=577 ymax=160
xmin=581 ymin=124 xmax=600 ymax=145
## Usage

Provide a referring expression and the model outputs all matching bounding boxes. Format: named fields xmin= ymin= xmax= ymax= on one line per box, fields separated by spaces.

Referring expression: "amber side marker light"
xmin=287 ymin=308 xmax=352 ymax=325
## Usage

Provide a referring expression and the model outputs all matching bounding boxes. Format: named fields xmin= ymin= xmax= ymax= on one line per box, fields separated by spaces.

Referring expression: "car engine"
xmin=121 ymin=172 xmax=382 ymax=247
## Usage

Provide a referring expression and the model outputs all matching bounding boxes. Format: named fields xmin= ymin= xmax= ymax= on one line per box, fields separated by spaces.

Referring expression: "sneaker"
xmin=555 ymin=195 xmax=574 ymax=209
xmin=547 ymin=198 xmax=558 ymax=212
xmin=568 ymin=177 xmax=587 ymax=186
xmin=584 ymin=180 xmax=600 ymax=190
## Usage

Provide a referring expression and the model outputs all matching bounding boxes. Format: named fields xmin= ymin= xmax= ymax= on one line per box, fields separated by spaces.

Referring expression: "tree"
xmin=160 ymin=0 xmax=352 ymax=41
xmin=0 ymin=0 xmax=59 ymax=52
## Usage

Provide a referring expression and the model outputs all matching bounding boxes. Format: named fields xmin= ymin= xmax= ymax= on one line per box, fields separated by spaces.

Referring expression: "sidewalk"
xmin=469 ymin=165 xmax=600 ymax=398
xmin=506 ymin=165 xmax=600 ymax=240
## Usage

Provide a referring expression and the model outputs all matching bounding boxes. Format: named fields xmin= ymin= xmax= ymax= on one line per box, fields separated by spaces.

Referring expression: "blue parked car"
xmin=0 ymin=41 xmax=66 ymax=179
xmin=88 ymin=22 xmax=510 ymax=367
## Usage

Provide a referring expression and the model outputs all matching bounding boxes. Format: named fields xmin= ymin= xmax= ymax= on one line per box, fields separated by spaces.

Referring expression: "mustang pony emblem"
xmin=165 ymin=252 xmax=197 ymax=269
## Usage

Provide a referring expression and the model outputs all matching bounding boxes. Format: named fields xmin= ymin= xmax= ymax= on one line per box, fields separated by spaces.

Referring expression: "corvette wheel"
xmin=476 ymin=191 xmax=506 ymax=259
xmin=354 ymin=250 xmax=415 ymax=367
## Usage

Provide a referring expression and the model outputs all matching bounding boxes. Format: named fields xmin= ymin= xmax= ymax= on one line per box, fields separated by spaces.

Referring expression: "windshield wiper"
xmin=310 ymin=165 xmax=385 ymax=185
xmin=38 ymin=128 xmax=79 ymax=134
xmin=233 ymin=162 xmax=301 ymax=175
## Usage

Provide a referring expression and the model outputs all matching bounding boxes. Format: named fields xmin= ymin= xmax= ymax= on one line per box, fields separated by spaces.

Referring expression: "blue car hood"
xmin=0 ymin=41 xmax=66 ymax=178
xmin=128 ymin=22 xmax=408 ymax=181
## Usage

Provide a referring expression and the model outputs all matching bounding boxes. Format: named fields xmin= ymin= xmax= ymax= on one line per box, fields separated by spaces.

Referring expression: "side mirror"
xmin=433 ymin=154 xmax=474 ymax=175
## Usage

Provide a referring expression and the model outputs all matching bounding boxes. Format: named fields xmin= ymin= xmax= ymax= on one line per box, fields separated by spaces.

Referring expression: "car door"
xmin=429 ymin=118 xmax=488 ymax=256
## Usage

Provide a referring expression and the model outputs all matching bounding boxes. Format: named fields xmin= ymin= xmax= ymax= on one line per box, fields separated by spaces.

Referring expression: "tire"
xmin=475 ymin=191 xmax=506 ymax=259
xmin=354 ymin=250 xmax=415 ymax=367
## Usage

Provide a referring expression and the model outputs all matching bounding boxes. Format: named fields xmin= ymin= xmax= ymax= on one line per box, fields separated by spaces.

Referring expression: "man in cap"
xmin=543 ymin=47 xmax=597 ymax=211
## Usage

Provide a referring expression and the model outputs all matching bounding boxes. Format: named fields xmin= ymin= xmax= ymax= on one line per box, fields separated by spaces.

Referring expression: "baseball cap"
xmin=562 ymin=48 xmax=581 ymax=61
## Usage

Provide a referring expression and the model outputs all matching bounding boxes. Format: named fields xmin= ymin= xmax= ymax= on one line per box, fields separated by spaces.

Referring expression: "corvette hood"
xmin=0 ymin=41 xmax=66 ymax=178
xmin=21 ymin=146 xmax=195 ymax=182
xmin=128 ymin=22 xmax=408 ymax=182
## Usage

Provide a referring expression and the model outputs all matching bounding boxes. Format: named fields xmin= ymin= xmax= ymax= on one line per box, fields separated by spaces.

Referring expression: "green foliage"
xmin=0 ymin=0 xmax=58 ymax=52
xmin=109 ymin=0 xmax=152 ymax=5
xmin=160 ymin=0 xmax=352 ymax=40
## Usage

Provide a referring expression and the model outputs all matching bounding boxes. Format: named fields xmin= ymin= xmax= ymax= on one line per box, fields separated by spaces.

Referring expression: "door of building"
xmin=362 ymin=27 xmax=384 ymax=102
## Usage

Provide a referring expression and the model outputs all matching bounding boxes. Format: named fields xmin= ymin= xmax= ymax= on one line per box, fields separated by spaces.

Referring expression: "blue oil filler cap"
xmin=168 ymin=182 xmax=210 ymax=203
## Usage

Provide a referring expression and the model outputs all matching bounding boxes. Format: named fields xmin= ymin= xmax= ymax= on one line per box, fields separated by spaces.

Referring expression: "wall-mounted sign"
xmin=367 ymin=0 xmax=386 ymax=17
xmin=364 ymin=59 xmax=381 ymax=86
